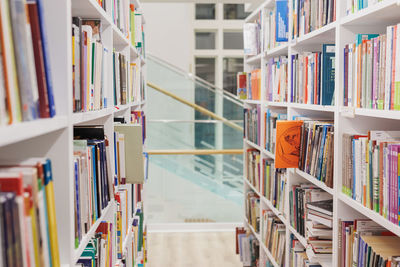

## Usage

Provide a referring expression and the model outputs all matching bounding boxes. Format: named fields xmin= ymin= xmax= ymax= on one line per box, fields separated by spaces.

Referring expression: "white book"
xmin=353 ymin=45 xmax=359 ymax=107
xmin=94 ymin=42 xmax=103 ymax=110
xmin=354 ymin=139 xmax=361 ymax=202
xmin=395 ymin=24 xmax=400 ymax=110
xmin=82 ymin=25 xmax=93 ymax=111
xmin=244 ymin=23 xmax=258 ymax=56
xmin=360 ymin=137 xmax=367 ymax=204
xmin=0 ymin=41 xmax=7 ymax=126
xmin=384 ymin=26 xmax=393 ymax=110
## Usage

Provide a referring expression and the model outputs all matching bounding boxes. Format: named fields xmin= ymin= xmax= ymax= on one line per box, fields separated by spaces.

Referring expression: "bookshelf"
xmin=0 ymin=0 xmax=147 ymax=266
xmin=242 ymin=0 xmax=400 ymax=266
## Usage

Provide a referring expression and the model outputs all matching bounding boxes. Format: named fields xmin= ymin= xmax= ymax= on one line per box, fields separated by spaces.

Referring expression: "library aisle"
xmin=146 ymin=232 xmax=242 ymax=267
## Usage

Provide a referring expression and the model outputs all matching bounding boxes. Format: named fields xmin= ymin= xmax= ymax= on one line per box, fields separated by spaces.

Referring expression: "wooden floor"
xmin=146 ymin=231 xmax=243 ymax=267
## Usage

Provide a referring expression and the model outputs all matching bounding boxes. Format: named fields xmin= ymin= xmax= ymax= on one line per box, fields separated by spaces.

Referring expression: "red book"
xmin=0 ymin=172 xmax=24 ymax=196
xmin=27 ymin=2 xmax=50 ymax=118
xmin=235 ymin=227 xmax=245 ymax=254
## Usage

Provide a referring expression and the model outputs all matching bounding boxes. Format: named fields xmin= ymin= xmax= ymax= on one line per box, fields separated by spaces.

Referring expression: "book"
xmin=306 ymin=199 xmax=333 ymax=216
xmin=246 ymin=191 xmax=260 ymax=233
xmin=266 ymin=56 xmax=288 ymax=103
xmin=275 ymin=0 xmax=289 ymax=42
xmin=244 ymin=21 xmax=261 ymax=56
xmin=262 ymin=159 xmax=286 ymax=214
xmin=260 ymin=210 xmax=286 ymax=265
xmin=265 ymin=109 xmax=287 ymax=153
xmin=244 ymin=106 xmax=260 ymax=145
xmin=236 ymin=72 xmax=247 ymax=100
xmin=275 ymin=120 xmax=303 ymax=168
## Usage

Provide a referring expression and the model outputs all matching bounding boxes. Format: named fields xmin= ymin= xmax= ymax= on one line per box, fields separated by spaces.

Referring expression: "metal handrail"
xmin=147 ymin=53 xmax=244 ymax=107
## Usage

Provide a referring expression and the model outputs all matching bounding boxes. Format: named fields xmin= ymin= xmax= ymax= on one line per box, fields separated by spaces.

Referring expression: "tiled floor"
xmin=146 ymin=231 xmax=243 ymax=267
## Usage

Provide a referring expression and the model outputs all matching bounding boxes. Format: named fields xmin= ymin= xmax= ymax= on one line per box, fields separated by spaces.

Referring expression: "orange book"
xmin=275 ymin=120 xmax=303 ymax=168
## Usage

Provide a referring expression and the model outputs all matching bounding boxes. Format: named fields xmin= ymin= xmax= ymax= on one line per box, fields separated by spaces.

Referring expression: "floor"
xmin=146 ymin=231 xmax=243 ymax=267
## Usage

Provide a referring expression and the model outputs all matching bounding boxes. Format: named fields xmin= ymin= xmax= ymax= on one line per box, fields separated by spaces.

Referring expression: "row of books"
xmin=73 ymin=126 xmax=114 ymax=247
xmin=95 ymin=0 xmax=106 ymax=11
xmin=298 ymin=120 xmax=334 ymax=188
xmin=0 ymin=158 xmax=60 ymax=267
xmin=261 ymin=210 xmax=286 ymax=266
xmin=292 ymin=0 xmax=336 ymax=39
xmin=112 ymin=0 xmax=130 ymax=38
xmin=76 ymin=221 xmax=114 ymax=267
xmin=264 ymin=110 xmax=287 ymax=153
xmin=342 ymin=131 xmax=400 ymax=225
xmin=343 ymin=28 xmax=400 ymax=110
xmin=290 ymin=236 xmax=321 ymax=267
xmin=346 ymin=0 xmax=384 ymax=15
xmin=0 ymin=0 xmax=55 ymax=125
xmin=72 ymin=18 xmax=107 ymax=112
xmin=246 ymin=191 xmax=260 ymax=233
xmin=236 ymin=227 xmax=259 ymax=267
xmin=263 ymin=0 xmax=288 ymax=52
xmin=290 ymin=44 xmax=335 ymax=105
xmin=244 ymin=11 xmax=262 ymax=56
xmin=289 ymin=184 xmax=332 ymax=237
xmin=247 ymin=149 xmax=261 ymax=192
xmin=338 ymin=219 xmax=400 ymax=267
xmin=262 ymin=160 xmax=286 ymax=214
xmin=244 ymin=107 xmax=260 ymax=145
xmin=266 ymin=56 xmax=288 ymax=103
xmin=237 ymin=70 xmax=261 ymax=100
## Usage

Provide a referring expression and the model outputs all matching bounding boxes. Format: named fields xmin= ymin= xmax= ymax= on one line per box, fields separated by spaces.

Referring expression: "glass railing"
xmin=145 ymin=54 xmax=244 ymax=224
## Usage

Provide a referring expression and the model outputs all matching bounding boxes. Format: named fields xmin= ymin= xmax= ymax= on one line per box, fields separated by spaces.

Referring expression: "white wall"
xmin=142 ymin=3 xmax=193 ymax=73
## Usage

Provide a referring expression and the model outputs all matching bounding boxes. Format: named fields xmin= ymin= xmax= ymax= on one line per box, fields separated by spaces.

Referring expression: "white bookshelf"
xmin=243 ymin=0 xmax=400 ymax=266
xmin=0 ymin=0 xmax=146 ymax=265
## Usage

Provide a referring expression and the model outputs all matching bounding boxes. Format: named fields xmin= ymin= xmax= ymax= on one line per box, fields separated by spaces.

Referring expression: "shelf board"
xmin=72 ymin=108 xmax=113 ymax=124
xmin=130 ymin=45 xmax=138 ymax=58
xmin=340 ymin=0 xmax=400 ymax=27
xmin=340 ymin=107 xmax=400 ymax=120
xmin=261 ymin=148 xmax=275 ymax=159
xmin=266 ymin=101 xmax=289 ymax=108
xmin=244 ymin=0 xmax=274 ymax=23
xmin=265 ymin=43 xmax=289 ymax=58
xmin=0 ymin=116 xmax=68 ymax=147
xmin=260 ymin=195 xmax=286 ymax=223
xmin=244 ymin=177 xmax=261 ymax=198
xmin=338 ymin=193 xmax=400 ymax=237
xmin=112 ymin=25 xmax=129 ymax=47
xmin=290 ymin=103 xmax=336 ymax=112
xmin=291 ymin=22 xmax=336 ymax=49
xmin=294 ymin=169 xmax=334 ymax=195
xmin=245 ymin=54 xmax=262 ymax=65
xmin=73 ymin=200 xmax=115 ymax=263
xmin=71 ymin=0 xmax=111 ymax=25
xmin=244 ymin=99 xmax=261 ymax=105
xmin=287 ymin=224 xmax=308 ymax=248
xmin=245 ymin=139 xmax=263 ymax=151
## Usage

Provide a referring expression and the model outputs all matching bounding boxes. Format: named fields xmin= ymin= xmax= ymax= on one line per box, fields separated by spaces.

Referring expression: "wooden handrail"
xmin=146 ymin=149 xmax=243 ymax=155
xmin=146 ymin=81 xmax=243 ymax=132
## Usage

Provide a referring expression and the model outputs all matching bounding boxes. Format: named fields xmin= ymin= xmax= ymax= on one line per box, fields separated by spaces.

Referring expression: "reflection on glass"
xmin=195 ymin=32 xmax=216 ymax=50
xmin=195 ymin=57 xmax=215 ymax=84
xmin=195 ymin=4 xmax=216 ymax=20
xmin=223 ymin=57 xmax=243 ymax=94
xmin=223 ymin=4 xmax=250 ymax=20
xmin=223 ymin=31 xmax=244 ymax=50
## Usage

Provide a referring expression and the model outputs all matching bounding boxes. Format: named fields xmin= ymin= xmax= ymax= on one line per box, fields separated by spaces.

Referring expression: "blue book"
xmin=74 ymin=160 xmax=81 ymax=248
xmin=321 ymin=44 xmax=335 ymax=105
xmin=356 ymin=34 xmax=379 ymax=46
xmin=90 ymin=145 xmax=99 ymax=220
xmin=37 ymin=0 xmax=55 ymax=117
xmin=316 ymin=125 xmax=328 ymax=180
xmin=275 ymin=0 xmax=288 ymax=42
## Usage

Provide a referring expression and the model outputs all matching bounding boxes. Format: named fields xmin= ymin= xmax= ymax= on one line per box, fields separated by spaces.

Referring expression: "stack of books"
xmin=237 ymin=229 xmax=260 ymax=267
xmin=263 ymin=0 xmax=288 ymax=51
xmin=342 ymin=131 xmax=400 ymax=225
xmin=247 ymin=149 xmax=261 ymax=192
xmin=72 ymin=18 xmax=107 ymax=112
xmin=246 ymin=191 xmax=260 ymax=233
xmin=289 ymin=184 xmax=332 ymax=236
xmin=338 ymin=219 xmax=400 ymax=266
xmin=244 ymin=11 xmax=262 ymax=56
xmin=346 ymin=0 xmax=384 ymax=15
xmin=265 ymin=110 xmax=287 ymax=153
xmin=291 ymin=44 xmax=335 ymax=105
xmin=0 ymin=158 xmax=60 ymax=267
xmin=76 ymin=221 xmax=114 ymax=267
xmin=244 ymin=107 xmax=260 ymax=145
xmin=290 ymin=236 xmax=321 ymax=267
xmin=0 ymin=0 xmax=56 ymax=124
xmin=266 ymin=57 xmax=289 ymax=103
xmin=262 ymin=159 xmax=286 ymax=214
xmin=298 ymin=120 xmax=334 ymax=188
xmin=73 ymin=126 xmax=114 ymax=247
xmin=306 ymin=199 xmax=333 ymax=262
xmin=261 ymin=210 xmax=286 ymax=265
xmin=292 ymin=0 xmax=336 ymax=39
xmin=343 ymin=29 xmax=400 ymax=110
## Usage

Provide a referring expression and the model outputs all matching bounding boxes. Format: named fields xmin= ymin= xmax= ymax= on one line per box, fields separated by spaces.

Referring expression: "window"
xmin=223 ymin=58 xmax=243 ymax=94
xmin=223 ymin=31 xmax=243 ymax=50
xmin=195 ymin=32 xmax=216 ymax=50
xmin=223 ymin=4 xmax=250 ymax=20
xmin=195 ymin=4 xmax=216 ymax=20
xmin=195 ymin=57 xmax=215 ymax=84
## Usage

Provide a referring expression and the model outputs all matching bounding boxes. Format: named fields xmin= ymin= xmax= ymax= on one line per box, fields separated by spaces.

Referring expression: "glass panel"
xmin=223 ymin=4 xmax=250 ymax=20
xmin=195 ymin=57 xmax=215 ymax=84
xmin=195 ymin=4 xmax=216 ymax=20
xmin=223 ymin=31 xmax=244 ymax=50
xmin=223 ymin=57 xmax=243 ymax=94
xmin=195 ymin=32 xmax=216 ymax=50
